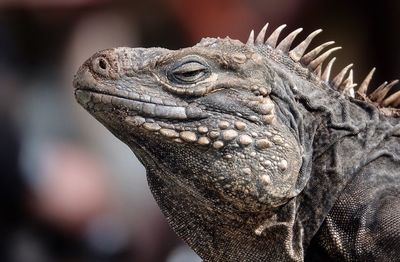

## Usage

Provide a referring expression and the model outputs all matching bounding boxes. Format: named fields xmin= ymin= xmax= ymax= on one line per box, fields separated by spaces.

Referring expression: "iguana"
xmin=73 ymin=23 xmax=400 ymax=261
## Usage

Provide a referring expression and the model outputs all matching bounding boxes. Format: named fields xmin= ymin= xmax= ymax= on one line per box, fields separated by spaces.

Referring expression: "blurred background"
xmin=0 ymin=0 xmax=399 ymax=261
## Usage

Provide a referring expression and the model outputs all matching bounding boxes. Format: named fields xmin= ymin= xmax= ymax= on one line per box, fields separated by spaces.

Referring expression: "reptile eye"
xmin=169 ymin=61 xmax=210 ymax=84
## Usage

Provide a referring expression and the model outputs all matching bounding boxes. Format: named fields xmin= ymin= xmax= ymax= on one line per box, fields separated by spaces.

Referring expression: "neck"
xmin=292 ymin=81 xmax=398 ymax=249
xmin=147 ymin=164 xmax=305 ymax=261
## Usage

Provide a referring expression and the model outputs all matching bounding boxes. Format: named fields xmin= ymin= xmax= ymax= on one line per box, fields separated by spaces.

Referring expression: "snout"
xmin=73 ymin=65 xmax=97 ymax=90
xmin=74 ymin=48 xmax=121 ymax=89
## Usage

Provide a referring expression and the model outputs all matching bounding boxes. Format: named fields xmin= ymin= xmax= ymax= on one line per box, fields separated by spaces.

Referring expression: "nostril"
xmin=91 ymin=53 xmax=115 ymax=77
xmin=98 ymin=58 xmax=107 ymax=70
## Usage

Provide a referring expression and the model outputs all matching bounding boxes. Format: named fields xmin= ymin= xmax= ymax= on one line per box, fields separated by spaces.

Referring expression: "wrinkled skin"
xmin=74 ymin=37 xmax=400 ymax=261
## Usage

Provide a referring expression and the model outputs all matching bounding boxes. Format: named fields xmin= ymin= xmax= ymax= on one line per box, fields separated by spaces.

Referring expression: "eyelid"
xmin=172 ymin=61 xmax=207 ymax=74
xmin=167 ymin=58 xmax=211 ymax=85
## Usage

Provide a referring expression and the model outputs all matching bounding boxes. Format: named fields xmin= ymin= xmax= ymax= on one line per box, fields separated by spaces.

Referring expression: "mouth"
xmin=74 ymin=86 xmax=209 ymax=120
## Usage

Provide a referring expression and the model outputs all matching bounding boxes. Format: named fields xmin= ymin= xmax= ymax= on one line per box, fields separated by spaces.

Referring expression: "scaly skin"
xmin=73 ymin=30 xmax=400 ymax=261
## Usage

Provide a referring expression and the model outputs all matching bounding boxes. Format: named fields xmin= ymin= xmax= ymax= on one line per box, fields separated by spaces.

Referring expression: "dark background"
xmin=0 ymin=0 xmax=399 ymax=261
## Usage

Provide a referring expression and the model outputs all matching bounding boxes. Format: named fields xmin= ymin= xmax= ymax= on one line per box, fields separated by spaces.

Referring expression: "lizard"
xmin=73 ymin=23 xmax=400 ymax=261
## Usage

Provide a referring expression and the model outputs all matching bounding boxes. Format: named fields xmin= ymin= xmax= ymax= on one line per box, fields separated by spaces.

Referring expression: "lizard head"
xmin=73 ymin=37 xmax=303 ymax=213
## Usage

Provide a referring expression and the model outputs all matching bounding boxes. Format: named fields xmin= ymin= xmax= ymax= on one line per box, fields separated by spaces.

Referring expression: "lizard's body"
xmin=73 ymin=24 xmax=400 ymax=261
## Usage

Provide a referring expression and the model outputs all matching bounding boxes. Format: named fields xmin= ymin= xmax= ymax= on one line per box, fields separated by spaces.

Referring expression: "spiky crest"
xmin=246 ymin=23 xmax=400 ymax=117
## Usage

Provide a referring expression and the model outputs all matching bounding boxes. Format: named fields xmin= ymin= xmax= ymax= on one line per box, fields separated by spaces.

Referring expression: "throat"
xmin=146 ymin=167 xmax=305 ymax=262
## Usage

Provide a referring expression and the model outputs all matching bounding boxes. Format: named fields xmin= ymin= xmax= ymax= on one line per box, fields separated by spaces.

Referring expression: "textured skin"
xmin=73 ymin=32 xmax=400 ymax=261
